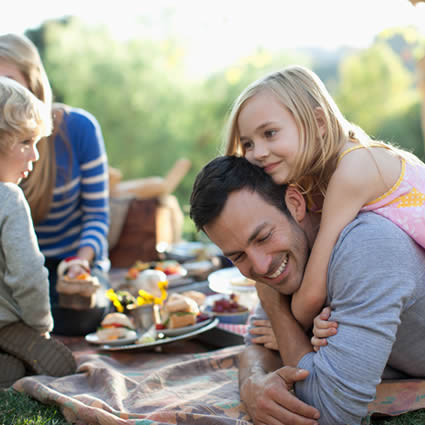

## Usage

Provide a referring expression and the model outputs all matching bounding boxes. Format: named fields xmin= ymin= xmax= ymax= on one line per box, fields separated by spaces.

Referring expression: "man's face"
xmin=204 ymin=188 xmax=311 ymax=295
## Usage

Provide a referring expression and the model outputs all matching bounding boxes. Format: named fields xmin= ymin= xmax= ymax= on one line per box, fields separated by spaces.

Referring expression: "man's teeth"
xmin=267 ymin=255 xmax=289 ymax=279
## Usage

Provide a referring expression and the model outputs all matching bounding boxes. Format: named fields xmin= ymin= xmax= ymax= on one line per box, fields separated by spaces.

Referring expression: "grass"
xmin=371 ymin=410 xmax=425 ymax=424
xmin=0 ymin=389 xmax=424 ymax=425
xmin=0 ymin=389 xmax=70 ymax=425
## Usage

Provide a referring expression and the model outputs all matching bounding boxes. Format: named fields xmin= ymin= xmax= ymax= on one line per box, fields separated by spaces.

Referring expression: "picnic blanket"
xmin=11 ymin=336 xmax=425 ymax=425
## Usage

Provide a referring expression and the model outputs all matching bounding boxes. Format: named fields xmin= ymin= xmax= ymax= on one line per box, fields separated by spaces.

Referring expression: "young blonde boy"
xmin=0 ymin=77 xmax=76 ymax=388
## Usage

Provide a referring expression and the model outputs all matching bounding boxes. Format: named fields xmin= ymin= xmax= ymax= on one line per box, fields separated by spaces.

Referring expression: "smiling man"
xmin=189 ymin=155 xmax=425 ymax=425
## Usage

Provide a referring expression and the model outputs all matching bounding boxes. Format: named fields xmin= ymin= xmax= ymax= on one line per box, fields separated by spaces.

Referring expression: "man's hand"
xmin=241 ymin=365 xmax=320 ymax=425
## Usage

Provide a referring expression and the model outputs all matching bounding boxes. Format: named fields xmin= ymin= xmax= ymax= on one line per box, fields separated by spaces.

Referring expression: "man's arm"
xmin=255 ymin=283 xmax=313 ymax=366
xmin=294 ymin=214 xmax=420 ymax=424
xmin=239 ymin=343 xmax=321 ymax=425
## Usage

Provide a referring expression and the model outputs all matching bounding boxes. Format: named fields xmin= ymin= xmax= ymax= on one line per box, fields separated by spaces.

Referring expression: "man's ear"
xmin=285 ymin=185 xmax=307 ymax=223
xmin=314 ymin=107 xmax=326 ymax=139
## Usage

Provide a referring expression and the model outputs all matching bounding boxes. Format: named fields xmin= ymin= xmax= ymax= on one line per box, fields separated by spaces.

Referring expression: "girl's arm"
xmin=249 ymin=319 xmax=279 ymax=351
xmin=291 ymin=152 xmax=382 ymax=330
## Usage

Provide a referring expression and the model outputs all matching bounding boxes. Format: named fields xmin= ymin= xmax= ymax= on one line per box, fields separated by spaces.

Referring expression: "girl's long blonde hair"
xmin=0 ymin=33 xmax=58 ymax=223
xmin=224 ymin=65 xmax=416 ymax=198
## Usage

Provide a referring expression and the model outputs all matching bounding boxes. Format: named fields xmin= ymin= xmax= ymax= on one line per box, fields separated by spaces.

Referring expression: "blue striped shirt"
xmin=35 ymin=107 xmax=110 ymax=272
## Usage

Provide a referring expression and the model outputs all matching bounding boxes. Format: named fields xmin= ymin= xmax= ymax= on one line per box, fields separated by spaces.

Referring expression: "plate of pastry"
xmin=208 ymin=267 xmax=256 ymax=294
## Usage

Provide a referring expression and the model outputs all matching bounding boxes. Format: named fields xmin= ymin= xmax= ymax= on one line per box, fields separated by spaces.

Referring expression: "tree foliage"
xmin=27 ymin=19 xmax=425 ymax=207
xmin=335 ymin=42 xmax=414 ymax=135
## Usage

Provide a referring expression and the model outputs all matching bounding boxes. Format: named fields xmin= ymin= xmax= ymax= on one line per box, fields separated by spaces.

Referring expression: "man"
xmin=190 ymin=156 xmax=425 ymax=425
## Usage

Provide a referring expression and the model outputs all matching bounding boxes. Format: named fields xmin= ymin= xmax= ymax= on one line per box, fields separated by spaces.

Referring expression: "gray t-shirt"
xmin=246 ymin=212 xmax=425 ymax=424
xmin=0 ymin=183 xmax=53 ymax=332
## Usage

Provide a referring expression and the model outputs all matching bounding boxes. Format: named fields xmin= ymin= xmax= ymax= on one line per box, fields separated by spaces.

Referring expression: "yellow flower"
xmin=136 ymin=280 xmax=169 ymax=306
xmin=106 ymin=288 xmax=124 ymax=313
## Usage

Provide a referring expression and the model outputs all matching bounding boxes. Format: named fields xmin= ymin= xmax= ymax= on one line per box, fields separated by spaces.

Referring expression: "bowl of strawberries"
xmin=205 ymin=294 xmax=250 ymax=324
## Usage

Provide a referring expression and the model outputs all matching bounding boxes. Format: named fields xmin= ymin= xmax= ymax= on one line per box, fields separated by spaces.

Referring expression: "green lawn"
xmin=1 ymin=388 xmax=424 ymax=425
xmin=0 ymin=390 xmax=70 ymax=425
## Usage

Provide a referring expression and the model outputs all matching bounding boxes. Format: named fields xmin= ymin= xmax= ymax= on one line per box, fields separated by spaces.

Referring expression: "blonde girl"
xmin=225 ymin=65 xmax=425 ymax=330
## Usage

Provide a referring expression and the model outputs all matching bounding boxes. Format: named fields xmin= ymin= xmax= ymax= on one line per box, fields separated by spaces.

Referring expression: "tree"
xmin=335 ymin=42 xmax=415 ymax=136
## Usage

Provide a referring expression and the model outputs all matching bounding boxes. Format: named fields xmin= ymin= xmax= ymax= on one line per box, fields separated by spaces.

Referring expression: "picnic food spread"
xmin=96 ymin=312 xmax=137 ymax=341
xmin=230 ymin=276 xmax=256 ymax=287
xmin=130 ymin=269 xmax=167 ymax=297
xmin=211 ymin=293 xmax=248 ymax=314
xmin=180 ymin=290 xmax=206 ymax=306
xmin=160 ymin=293 xmax=200 ymax=329
xmin=126 ymin=260 xmax=185 ymax=280
xmin=56 ymin=257 xmax=101 ymax=309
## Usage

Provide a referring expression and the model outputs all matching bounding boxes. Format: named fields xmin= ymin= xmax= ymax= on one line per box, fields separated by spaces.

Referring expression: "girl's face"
xmin=237 ymin=90 xmax=300 ymax=184
xmin=0 ymin=61 xmax=29 ymax=89
xmin=0 ymin=138 xmax=40 ymax=184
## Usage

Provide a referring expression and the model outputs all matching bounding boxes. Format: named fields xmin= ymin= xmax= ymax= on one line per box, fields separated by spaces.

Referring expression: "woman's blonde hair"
xmin=224 ymin=65 xmax=394 ymax=197
xmin=0 ymin=33 xmax=59 ymax=223
xmin=0 ymin=76 xmax=52 ymax=151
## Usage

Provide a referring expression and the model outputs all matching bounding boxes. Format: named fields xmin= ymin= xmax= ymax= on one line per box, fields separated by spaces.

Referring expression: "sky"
xmin=2 ymin=0 xmax=425 ymax=75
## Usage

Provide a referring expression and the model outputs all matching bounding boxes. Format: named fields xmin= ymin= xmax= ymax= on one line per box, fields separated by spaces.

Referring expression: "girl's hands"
xmin=249 ymin=307 xmax=339 ymax=353
xmin=250 ymin=319 xmax=279 ymax=351
xmin=311 ymin=307 xmax=338 ymax=352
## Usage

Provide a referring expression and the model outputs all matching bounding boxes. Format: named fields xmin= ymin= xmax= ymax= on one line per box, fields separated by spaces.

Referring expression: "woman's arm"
xmin=74 ymin=109 xmax=109 ymax=266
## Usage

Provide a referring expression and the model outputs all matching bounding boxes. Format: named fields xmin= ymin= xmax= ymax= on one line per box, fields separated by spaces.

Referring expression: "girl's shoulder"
xmin=334 ymin=142 xmax=403 ymax=202
xmin=337 ymin=141 xmax=400 ymax=171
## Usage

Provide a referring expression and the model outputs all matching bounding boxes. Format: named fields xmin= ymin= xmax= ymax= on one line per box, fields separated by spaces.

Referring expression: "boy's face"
xmin=204 ymin=188 xmax=311 ymax=296
xmin=0 ymin=137 xmax=39 ymax=184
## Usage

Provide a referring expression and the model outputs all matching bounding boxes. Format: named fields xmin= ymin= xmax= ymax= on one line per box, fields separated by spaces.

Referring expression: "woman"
xmin=0 ymin=33 xmax=111 ymax=335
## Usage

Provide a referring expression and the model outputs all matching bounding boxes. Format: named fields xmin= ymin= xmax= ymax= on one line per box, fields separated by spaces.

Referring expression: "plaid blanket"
xmin=12 ymin=336 xmax=425 ymax=424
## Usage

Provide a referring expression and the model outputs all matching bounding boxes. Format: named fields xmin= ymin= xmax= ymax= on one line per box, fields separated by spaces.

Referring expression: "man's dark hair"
xmin=190 ymin=156 xmax=289 ymax=231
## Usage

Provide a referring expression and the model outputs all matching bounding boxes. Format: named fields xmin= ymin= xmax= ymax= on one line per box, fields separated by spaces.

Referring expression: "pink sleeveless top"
xmin=340 ymin=145 xmax=425 ymax=249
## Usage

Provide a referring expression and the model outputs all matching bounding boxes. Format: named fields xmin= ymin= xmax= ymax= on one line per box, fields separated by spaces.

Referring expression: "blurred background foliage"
xmin=26 ymin=17 xmax=425 ymax=211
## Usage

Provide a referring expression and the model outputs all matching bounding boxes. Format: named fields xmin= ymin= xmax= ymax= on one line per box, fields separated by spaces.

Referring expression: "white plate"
xmin=208 ymin=267 xmax=256 ymax=294
xmin=160 ymin=318 xmax=212 ymax=337
xmin=100 ymin=317 xmax=219 ymax=351
xmin=85 ymin=332 xmax=139 ymax=346
xmin=165 ymin=241 xmax=222 ymax=261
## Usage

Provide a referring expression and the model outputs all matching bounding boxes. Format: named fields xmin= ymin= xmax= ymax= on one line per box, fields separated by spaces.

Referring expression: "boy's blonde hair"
xmin=0 ymin=33 xmax=56 ymax=222
xmin=224 ymin=65 xmax=414 ymax=197
xmin=0 ymin=76 xmax=52 ymax=152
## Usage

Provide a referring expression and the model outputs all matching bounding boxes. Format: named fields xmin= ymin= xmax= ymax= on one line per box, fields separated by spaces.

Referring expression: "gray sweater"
xmin=246 ymin=212 xmax=425 ymax=424
xmin=0 ymin=183 xmax=53 ymax=333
